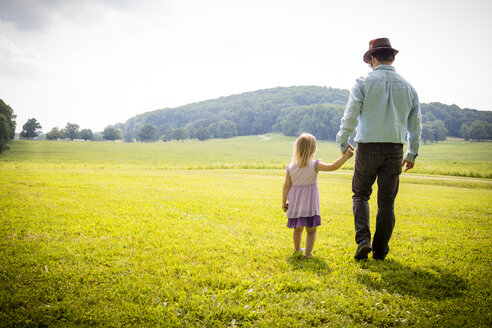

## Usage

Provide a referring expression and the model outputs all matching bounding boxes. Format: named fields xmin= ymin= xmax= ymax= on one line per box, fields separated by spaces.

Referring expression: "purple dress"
xmin=286 ymin=159 xmax=321 ymax=228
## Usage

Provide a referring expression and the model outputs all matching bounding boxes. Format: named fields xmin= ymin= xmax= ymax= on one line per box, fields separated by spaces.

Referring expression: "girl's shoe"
xmin=303 ymin=253 xmax=313 ymax=259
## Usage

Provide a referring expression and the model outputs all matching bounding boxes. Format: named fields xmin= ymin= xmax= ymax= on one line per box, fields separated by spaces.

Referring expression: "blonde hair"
xmin=291 ymin=133 xmax=317 ymax=168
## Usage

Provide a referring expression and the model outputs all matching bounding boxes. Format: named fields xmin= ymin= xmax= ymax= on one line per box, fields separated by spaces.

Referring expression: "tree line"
xmin=1 ymin=87 xmax=491 ymax=153
xmin=0 ymin=98 xmax=125 ymax=152
xmin=420 ymin=102 xmax=492 ymax=143
xmin=116 ymin=86 xmax=492 ymax=143
xmin=115 ymin=86 xmax=351 ymax=142
xmin=16 ymin=120 xmax=122 ymax=142
xmin=44 ymin=124 xmax=121 ymax=141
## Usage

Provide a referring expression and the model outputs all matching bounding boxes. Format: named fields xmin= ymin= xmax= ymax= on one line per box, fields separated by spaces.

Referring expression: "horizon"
xmin=12 ymin=84 xmax=491 ymax=137
xmin=8 ymin=83 xmax=492 ymax=134
xmin=1 ymin=0 xmax=491 ymax=133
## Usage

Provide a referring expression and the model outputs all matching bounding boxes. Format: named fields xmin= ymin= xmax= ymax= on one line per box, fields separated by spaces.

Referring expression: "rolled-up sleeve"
xmin=336 ymin=81 xmax=363 ymax=151
xmin=405 ymin=89 xmax=422 ymax=162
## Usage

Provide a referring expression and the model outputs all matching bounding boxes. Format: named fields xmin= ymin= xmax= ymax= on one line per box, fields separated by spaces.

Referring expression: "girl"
xmin=282 ymin=133 xmax=353 ymax=258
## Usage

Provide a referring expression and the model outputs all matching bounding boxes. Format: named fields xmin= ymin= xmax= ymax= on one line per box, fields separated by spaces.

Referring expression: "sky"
xmin=1 ymin=0 xmax=491 ymax=133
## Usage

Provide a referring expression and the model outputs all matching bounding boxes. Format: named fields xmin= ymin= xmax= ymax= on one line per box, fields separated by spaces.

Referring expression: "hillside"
xmin=113 ymin=86 xmax=492 ymax=142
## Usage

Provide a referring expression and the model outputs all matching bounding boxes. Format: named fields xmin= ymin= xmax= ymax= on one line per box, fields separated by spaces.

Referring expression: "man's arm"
xmin=403 ymin=89 xmax=422 ymax=170
xmin=336 ymin=81 xmax=363 ymax=152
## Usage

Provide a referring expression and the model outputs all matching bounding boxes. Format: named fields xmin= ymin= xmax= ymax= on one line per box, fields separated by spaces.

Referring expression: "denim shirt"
xmin=336 ymin=65 xmax=422 ymax=162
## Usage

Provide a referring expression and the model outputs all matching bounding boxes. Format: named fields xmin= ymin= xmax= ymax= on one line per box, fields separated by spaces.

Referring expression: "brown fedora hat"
xmin=363 ymin=38 xmax=399 ymax=63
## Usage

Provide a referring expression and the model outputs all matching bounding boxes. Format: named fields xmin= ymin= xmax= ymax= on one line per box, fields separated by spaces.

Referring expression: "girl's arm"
xmin=316 ymin=148 xmax=353 ymax=172
xmin=282 ymin=171 xmax=292 ymax=212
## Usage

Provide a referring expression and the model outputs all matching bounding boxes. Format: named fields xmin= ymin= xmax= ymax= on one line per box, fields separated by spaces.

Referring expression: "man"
xmin=336 ymin=38 xmax=422 ymax=260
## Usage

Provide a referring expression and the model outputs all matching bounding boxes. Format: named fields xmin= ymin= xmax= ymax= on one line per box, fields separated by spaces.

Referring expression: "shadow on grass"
xmin=357 ymin=259 xmax=468 ymax=300
xmin=286 ymin=255 xmax=331 ymax=276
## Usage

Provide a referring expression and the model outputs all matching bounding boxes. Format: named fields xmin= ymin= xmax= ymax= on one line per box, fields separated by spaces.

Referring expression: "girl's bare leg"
xmin=293 ymin=226 xmax=304 ymax=252
xmin=304 ymin=227 xmax=317 ymax=257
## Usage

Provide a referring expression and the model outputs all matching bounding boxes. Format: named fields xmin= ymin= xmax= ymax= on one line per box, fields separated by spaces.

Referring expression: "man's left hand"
xmin=342 ymin=144 xmax=355 ymax=155
xmin=402 ymin=160 xmax=414 ymax=172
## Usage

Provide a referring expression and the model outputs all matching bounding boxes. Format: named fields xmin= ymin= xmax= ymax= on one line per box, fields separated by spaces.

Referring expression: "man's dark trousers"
xmin=352 ymin=143 xmax=403 ymax=259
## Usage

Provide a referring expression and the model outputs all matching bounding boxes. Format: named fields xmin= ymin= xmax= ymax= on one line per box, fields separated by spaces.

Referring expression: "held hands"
xmin=342 ymin=144 xmax=354 ymax=159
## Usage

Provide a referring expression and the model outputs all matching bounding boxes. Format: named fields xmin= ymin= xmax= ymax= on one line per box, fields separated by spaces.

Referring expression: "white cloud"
xmin=0 ymin=0 xmax=135 ymax=30
xmin=0 ymin=33 xmax=47 ymax=76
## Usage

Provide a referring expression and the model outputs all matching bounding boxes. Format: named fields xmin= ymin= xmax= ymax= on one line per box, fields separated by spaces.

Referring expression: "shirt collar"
xmin=374 ymin=64 xmax=395 ymax=71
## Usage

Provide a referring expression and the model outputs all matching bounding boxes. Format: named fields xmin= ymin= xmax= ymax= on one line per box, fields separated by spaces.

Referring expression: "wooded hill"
xmin=113 ymin=86 xmax=492 ymax=142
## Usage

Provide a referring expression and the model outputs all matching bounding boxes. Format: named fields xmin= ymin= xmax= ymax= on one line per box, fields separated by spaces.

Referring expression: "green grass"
xmin=0 ymin=137 xmax=491 ymax=327
xmin=410 ymin=138 xmax=492 ymax=178
xmin=2 ymin=135 xmax=491 ymax=177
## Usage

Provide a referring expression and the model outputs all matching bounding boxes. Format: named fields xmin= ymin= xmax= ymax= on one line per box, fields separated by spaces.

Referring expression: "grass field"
xmin=1 ymin=136 xmax=491 ymax=327
xmin=1 ymin=134 xmax=491 ymax=178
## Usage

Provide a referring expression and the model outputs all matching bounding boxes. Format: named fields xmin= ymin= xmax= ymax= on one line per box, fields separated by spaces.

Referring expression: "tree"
xmin=0 ymin=99 xmax=16 ymax=153
xmin=431 ymin=120 xmax=447 ymax=143
xmin=421 ymin=123 xmax=434 ymax=144
xmin=468 ymin=120 xmax=488 ymax=141
xmin=171 ymin=127 xmax=189 ymax=141
xmin=64 ymin=123 xmax=80 ymax=140
xmin=459 ymin=123 xmax=471 ymax=141
xmin=160 ymin=126 xmax=173 ymax=142
xmin=138 ymin=124 xmax=157 ymax=142
xmin=92 ymin=132 xmax=104 ymax=141
xmin=20 ymin=118 xmax=42 ymax=139
xmin=207 ymin=123 xmax=218 ymax=138
xmin=216 ymin=120 xmax=237 ymax=138
xmin=0 ymin=115 xmax=11 ymax=152
xmin=103 ymin=126 xmax=121 ymax=141
xmin=46 ymin=127 xmax=64 ymax=140
xmin=195 ymin=127 xmax=210 ymax=141
xmin=422 ymin=111 xmax=437 ymax=123
xmin=79 ymin=129 xmax=93 ymax=141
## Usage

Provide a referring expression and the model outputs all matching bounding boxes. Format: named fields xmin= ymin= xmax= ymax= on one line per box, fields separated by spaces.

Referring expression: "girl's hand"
xmin=282 ymin=203 xmax=288 ymax=212
xmin=342 ymin=144 xmax=354 ymax=155
xmin=343 ymin=148 xmax=354 ymax=159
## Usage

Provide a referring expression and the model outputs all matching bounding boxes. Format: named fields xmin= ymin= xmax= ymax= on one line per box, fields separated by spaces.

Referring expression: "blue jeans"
xmin=352 ymin=143 xmax=403 ymax=258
